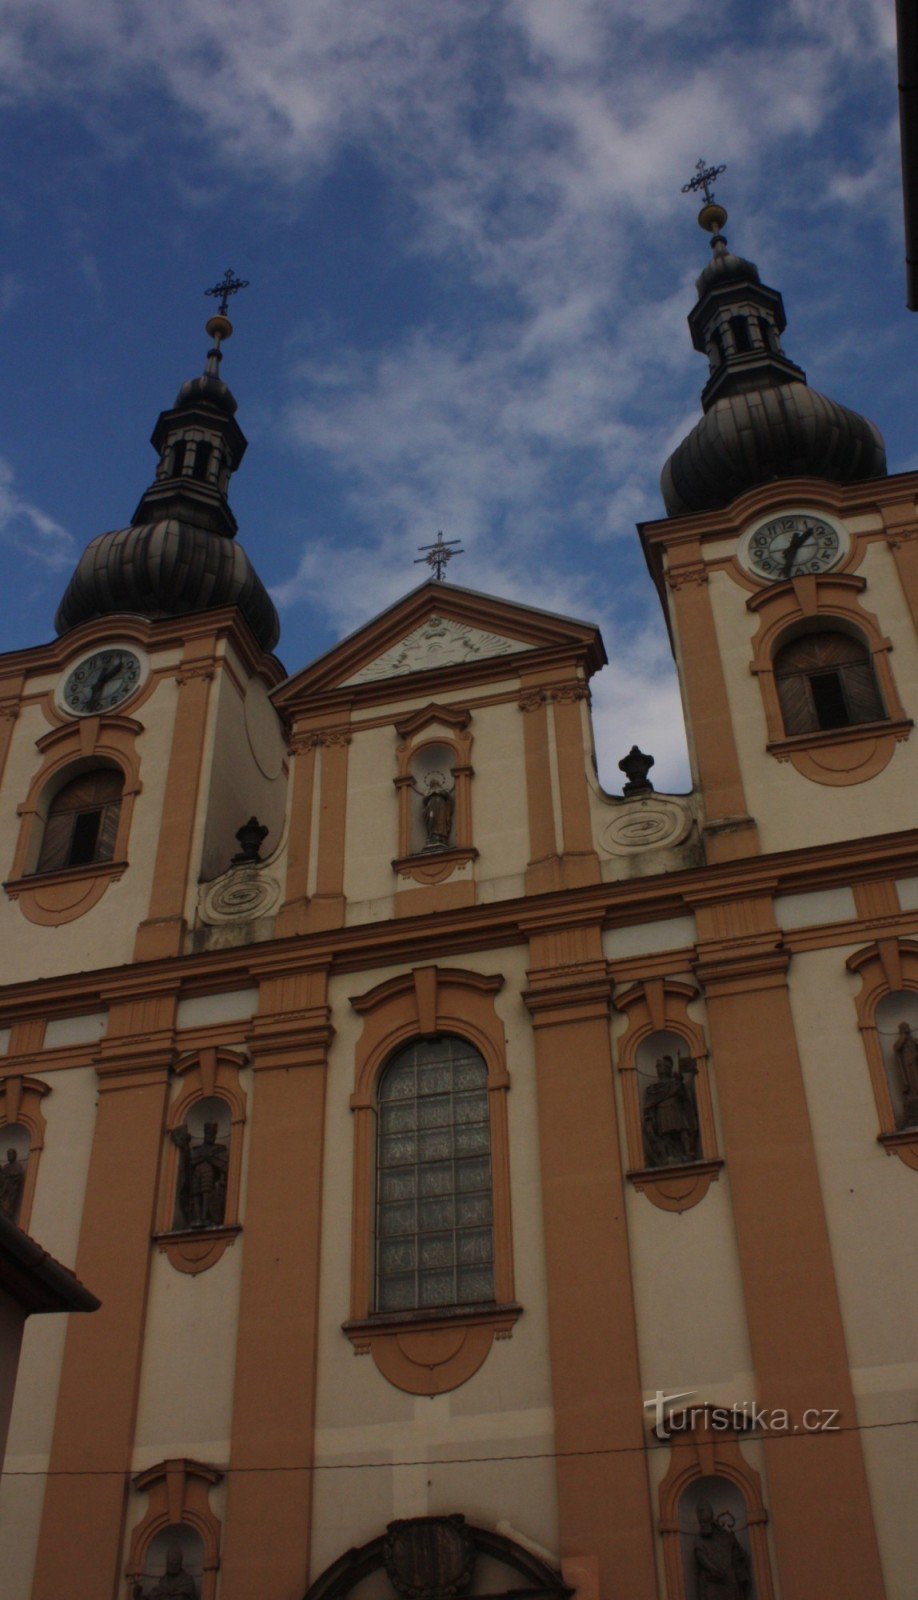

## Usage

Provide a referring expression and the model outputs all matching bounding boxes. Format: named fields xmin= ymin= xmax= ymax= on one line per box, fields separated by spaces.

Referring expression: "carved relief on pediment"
xmin=344 ymin=616 xmax=528 ymax=684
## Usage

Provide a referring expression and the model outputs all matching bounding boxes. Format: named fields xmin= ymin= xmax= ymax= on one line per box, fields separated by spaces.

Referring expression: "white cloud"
xmin=0 ymin=458 xmax=75 ymax=570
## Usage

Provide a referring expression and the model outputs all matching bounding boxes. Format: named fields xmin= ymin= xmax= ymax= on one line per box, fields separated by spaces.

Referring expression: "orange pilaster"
xmin=30 ymin=991 xmax=176 ymax=1600
xmin=219 ymin=968 xmax=332 ymax=1600
xmin=135 ymin=641 xmax=216 ymax=961
xmin=524 ymin=926 xmax=657 ymax=1600
xmin=666 ymin=559 xmax=759 ymax=861
xmin=694 ymin=894 xmax=885 ymax=1600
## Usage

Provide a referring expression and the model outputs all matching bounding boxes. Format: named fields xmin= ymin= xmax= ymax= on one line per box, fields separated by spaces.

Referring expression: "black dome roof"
xmin=661 ymin=381 xmax=886 ymax=518
xmin=55 ymin=519 xmax=279 ymax=651
xmin=173 ymin=371 xmax=238 ymax=416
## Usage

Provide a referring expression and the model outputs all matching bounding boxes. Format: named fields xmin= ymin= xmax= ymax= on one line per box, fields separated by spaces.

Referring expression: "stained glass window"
xmin=376 ymin=1035 xmax=494 ymax=1313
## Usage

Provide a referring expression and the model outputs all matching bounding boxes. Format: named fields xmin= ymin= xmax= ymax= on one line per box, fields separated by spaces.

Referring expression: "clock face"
xmin=745 ymin=513 xmax=844 ymax=581
xmin=62 ymin=649 xmax=142 ymax=716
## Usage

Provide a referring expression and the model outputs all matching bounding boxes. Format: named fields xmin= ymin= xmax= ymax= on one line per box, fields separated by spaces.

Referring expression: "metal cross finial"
xmin=681 ymin=158 xmax=727 ymax=206
xmin=414 ymin=532 xmax=464 ymax=582
xmin=204 ymin=268 xmax=251 ymax=317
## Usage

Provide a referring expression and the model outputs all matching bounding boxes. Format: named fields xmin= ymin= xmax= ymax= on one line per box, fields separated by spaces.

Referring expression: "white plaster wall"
xmin=609 ymin=1000 xmax=756 ymax=1408
xmin=131 ymin=1245 xmax=244 ymax=1466
xmin=604 ymin=917 xmax=696 ymax=964
xmin=311 ymin=948 xmax=557 ymax=1579
xmin=773 ymin=886 xmax=856 ymax=930
xmin=198 ymin=660 xmax=287 ymax=884
xmin=0 ymin=1066 xmax=98 ymax=1600
xmin=175 ymin=988 xmax=259 ymax=1031
xmin=132 ymin=1061 xmax=253 ymax=1468
xmin=467 ymin=701 xmax=529 ymax=884
xmin=786 ymin=944 xmax=918 ymax=1599
xmin=344 ymin=723 xmax=402 ymax=911
xmin=705 ymin=540 xmax=918 ymax=855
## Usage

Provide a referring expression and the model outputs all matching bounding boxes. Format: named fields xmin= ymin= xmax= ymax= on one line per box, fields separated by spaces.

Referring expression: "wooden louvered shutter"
xmin=35 ymin=767 xmax=124 ymax=873
xmin=36 ymin=809 xmax=74 ymax=873
xmin=840 ymin=660 xmax=884 ymax=725
xmin=774 ymin=631 xmax=885 ymax=735
xmin=776 ymin=670 xmax=814 ymax=735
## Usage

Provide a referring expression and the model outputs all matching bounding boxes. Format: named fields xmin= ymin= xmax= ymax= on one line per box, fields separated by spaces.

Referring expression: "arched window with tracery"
xmin=35 ymin=767 xmax=123 ymax=873
xmin=774 ymin=630 xmax=885 ymax=736
xmin=376 ymin=1035 xmax=494 ymax=1313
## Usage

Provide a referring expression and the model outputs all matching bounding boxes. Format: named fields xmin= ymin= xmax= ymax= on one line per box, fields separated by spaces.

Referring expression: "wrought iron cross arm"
xmin=204 ymin=268 xmax=251 ymax=316
xmin=681 ymin=159 xmax=726 ymax=204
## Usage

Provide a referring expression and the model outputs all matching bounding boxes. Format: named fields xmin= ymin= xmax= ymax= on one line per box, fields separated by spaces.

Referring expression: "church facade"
xmin=0 ymin=203 xmax=915 ymax=1600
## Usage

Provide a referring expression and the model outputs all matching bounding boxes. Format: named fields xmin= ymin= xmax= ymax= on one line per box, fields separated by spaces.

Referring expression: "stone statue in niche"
xmin=692 ymin=1501 xmax=751 ymax=1600
xmin=171 ymin=1119 xmax=229 ymax=1229
xmin=0 ymin=1147 xmax=26 ymax=1223
xmin=133 ymin=1544 xmax=198 ymax=1600
xmin=411 ymin=770 xmax=455 ymax=851
xmin=892 ymin=1021 xmax=918 ymax=1126
xmin=642 ymin=1055 xmax=700 ymax=1166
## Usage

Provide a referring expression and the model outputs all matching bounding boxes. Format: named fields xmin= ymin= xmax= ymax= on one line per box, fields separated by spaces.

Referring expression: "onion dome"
xmin=55 ymin=303 xmax=280 ymax=651
xmin=661 ymin=195 xmax=886 ymax=517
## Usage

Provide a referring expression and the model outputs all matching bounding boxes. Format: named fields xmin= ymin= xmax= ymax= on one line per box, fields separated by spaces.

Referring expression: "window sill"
xmin=766 ymin=717 xmax=912 ymax=787
xmin=877 ymin=1128 xmax=918 ymax=1172
xmin=627 ymin=1157 xmax=723 ymax=1213
xmin=6 ymin=857 xmax=127 ymax=892
xmin=343 ymin=1301 xmax=522 ymax=1395
xmin=153 ymin=1223 xmax=242 ymax=1275
xmin=4 ymin=859 xmax=127 ymax=925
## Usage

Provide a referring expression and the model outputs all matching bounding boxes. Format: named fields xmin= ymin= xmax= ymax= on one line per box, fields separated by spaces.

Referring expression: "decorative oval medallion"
xmin=601 ymin=798 xmax=691 ymax=854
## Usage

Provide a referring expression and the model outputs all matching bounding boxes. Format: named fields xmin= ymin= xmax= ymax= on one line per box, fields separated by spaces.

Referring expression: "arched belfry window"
xmin=376 ymin=1035 xmax=493 ymax=1313
xmin=774 ymin=630 xmax=885 ymax=736
xmin=35 ymin=768 xmax=123 ymax=873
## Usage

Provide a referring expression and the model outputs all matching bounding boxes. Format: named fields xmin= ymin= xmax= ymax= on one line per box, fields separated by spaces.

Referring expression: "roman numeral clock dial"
xmin=743 ymin=513 xmax=846 ymax=581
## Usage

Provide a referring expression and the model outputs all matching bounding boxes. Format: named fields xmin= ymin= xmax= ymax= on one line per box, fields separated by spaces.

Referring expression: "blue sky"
xmin=0 ymin=0 xmax=912 ymax=790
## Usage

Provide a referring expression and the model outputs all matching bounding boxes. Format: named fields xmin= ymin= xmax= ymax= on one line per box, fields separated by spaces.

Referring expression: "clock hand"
xmin=781 ymin=526 xmax=810 ymax=576
xmin=85 ymin=657 xmax=123 ymax=711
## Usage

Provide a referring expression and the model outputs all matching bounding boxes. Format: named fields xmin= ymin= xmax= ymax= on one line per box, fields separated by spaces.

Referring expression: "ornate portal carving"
xmin=383 ymin=1516 xmax=476 ymax=1599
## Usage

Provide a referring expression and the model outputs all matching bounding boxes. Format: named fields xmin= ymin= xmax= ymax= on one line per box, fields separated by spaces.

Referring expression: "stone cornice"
xmin=0 ymin=830 xmax=917 ymax=1023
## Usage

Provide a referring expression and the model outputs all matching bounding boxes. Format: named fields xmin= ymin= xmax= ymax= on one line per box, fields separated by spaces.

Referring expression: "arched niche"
xmin=635 ymin=1030 xmax=702 ymax=1169
xmin=170 ymin=1096 xmax=232 ymax=1233
xmin=155 ymin=1048 xmax=247 ymax=1274
xmin=0 ymin=1123 xmax=30 ymax=1224
xmin=678 ymin=1476 xmax=754 ymax=1600
xmin=135 ymin=1525 xmax=205 ymax=1599
xmin=875 ymin=991 xmax=918 ymax=1130
xmin=613 ymin=979 xmax=722 ymax=1212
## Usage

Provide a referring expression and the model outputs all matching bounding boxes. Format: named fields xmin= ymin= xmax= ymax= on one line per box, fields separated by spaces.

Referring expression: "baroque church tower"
xmin=0 ymin=194 xmax=915 ymax=1600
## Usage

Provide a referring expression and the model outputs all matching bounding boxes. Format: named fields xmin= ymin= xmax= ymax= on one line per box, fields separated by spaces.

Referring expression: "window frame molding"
xmin=747 ymin=573 xmax=911 ymax=785
xmin=614 ymin=977 xmax=722 ymax=1211
xmin=344 ymin=965 xmax=519 ymax=1395
xmin=847 ymin=937 xmax=918 ymax=1171
xmin=0 ymin=1073 xmax=50 ymax=1231
xmin=154 ymin=1046 xmax=248 ymax=1274
xmin=4 ymin=714 xmax=142 ymax=925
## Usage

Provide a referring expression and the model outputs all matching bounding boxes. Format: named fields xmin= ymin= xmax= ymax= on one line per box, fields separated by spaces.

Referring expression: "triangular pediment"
xmin=343 ymin=613 xmax=529 ymax=684
xmin=273 ymin=580 xmax=605 ymax=712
